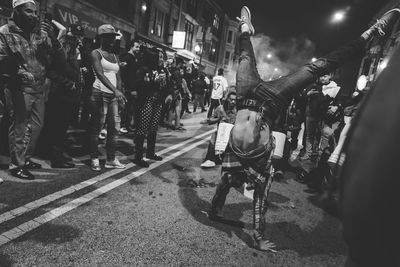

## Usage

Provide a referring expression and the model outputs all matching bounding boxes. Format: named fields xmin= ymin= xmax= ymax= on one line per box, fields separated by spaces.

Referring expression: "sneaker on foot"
xmin=201 ymin=160 xmax=216 ymax=168
xmin=133 ymin=159 xmax=149 ymax=168
xmin=91 ymin=158 xmax=101 ymax=172
xmin=119 ymin=127 xmax=128 ymax=134
xmin=105 ymin=158 xmax=126 ymax=169
xmin=236 ymin=6 xmax=255 ymax=35
xmin=362 ymin=8 xmax=400 ymax=40
xmin=146 ymin=154 xmax=163 ymax=161
xmin=99 ymin=129 xmax=107 ymax=140
xmin=0 ymin=178 xmax=3 ymax=184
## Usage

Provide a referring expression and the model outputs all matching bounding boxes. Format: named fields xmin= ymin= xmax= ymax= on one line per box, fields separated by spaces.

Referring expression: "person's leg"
xmin=199 ymin=94 xmax=205 ymax=111
xmin=88 ymin=91 xmax=105 ymax=160
xmin=235 ymin=32 xmax=262 ymax=99
xmin=174 ymin=99 xmax=182 ymax=128
xmin=24 ymin=93 xmax=45 ymax=162
xmin=192 ymin=94 xmax=198 ymax=113
xmin=207 ymin=99 xmax=219 ymax=118
xmin=146 ymin=100 xmax=163 ymax=159
xmin=105 ymin=97 xmax=119 ymax=162
xmin=134 ymin=97 xmax=152 ymax=166
xmin=4 ymin=88 xmax=27 ymax=168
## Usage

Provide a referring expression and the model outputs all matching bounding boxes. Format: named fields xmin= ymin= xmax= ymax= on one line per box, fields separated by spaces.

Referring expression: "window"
xmin=224 ymin=51 xmax=231 ymax=66
xmin=209 ymin=39 xmax=218 ymax=62
xmin=152 ymin=8 xmax=164 ymax=38
xmin=213 ymin=14 xmax=220 ymax=30
xmin=227 ymin=30 xmax=233 ymax=44
xmin=184 ymin=19 xmax=194 ymax=51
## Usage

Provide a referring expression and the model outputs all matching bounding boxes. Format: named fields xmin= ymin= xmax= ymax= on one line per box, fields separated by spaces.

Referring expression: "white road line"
xmin=0 ymin=136 xmax=209 ymax=247
xmin=0 ymin=129 xmax=215 ymax=225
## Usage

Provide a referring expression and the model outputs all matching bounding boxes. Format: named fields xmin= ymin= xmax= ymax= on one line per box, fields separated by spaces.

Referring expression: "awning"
xmin=182 ymin=12 xmax=199 ymax=26
xmin=176 ymin=49 xmax=197 ymax=61
xmin=136 ymin=33 xmax=177 ymax=53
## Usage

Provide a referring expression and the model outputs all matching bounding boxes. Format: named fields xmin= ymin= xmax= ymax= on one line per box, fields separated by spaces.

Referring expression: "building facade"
xmin=0 ymin=0 xmax=236 ymax=79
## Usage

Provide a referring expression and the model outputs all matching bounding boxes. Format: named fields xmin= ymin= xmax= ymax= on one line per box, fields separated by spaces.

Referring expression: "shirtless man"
xmin=212 ymin=5 xmax=400 ymax=252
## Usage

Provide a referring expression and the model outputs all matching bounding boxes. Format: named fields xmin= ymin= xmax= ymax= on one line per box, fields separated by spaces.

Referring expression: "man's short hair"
xmin=218 ymin=68 xmax=224 ymax=75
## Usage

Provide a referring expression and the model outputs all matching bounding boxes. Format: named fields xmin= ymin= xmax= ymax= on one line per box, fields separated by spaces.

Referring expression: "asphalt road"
xmin=0 ymin=111 xmax=347 ymax=266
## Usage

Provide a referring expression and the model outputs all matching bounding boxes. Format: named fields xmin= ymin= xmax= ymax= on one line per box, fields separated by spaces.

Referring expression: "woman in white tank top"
xmin=89 ymin=24 xmax=127 ymax=172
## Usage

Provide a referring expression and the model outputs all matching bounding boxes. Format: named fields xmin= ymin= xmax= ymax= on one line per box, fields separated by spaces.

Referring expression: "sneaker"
xmin=10 ymin=167 xmax=35 ymax=180
xmin=24 ymin=160 xmax=42 ymax=170
xmin=91 ymin=158 xmax=101 ymax=172
xmin=119 ymin=127 xmax=128 ymax=134
xmin=133 ymin=159 xmax=149 ymax=168
xmin=201 ymin=160 xmax=216 ymax=168
xmin=146 ymin=154 xmax=163 ymax=161
xmin=362 ymin=8 xmax=400 ymax=40
xmin=105 ymin=158 xmax=126 ymax=169
xmin=99 ymin=129 xmax=107 ymax=140
xmin=0 ymin=178 xmax=3 ymax=184
xmin=236 ymin=6 xmax=255 ymax=35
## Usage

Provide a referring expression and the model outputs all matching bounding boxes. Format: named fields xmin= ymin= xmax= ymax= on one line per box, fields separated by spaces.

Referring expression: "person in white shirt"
xmin=207 ymin=68 xmax=229 ymax=119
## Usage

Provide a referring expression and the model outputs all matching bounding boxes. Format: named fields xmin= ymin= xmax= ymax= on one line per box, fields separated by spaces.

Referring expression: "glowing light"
xmin=356 ymin=75 xmax=368 ymax=91
xmin=194 ymin=44 xmax=201 ymax=53
xmin=274 ymin=68 xmax=279 ymax=72
xmin=267 ymin=53 xmax=272 ymax=59
xmin=141 ymin=2 xmax=147 ymax=12
xmin=311 ymin=57 xmax=317 ymax=62
xmin=331 ymin=7 xmax=350 ymax=24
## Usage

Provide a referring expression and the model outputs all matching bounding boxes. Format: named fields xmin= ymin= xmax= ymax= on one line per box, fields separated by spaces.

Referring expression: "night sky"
xmin=216 ymin=0 xmax=393 ymax=94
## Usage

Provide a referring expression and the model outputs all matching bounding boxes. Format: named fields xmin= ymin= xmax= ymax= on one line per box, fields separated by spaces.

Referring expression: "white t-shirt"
xmin=211 ymin=75 xmax=229 ymax=99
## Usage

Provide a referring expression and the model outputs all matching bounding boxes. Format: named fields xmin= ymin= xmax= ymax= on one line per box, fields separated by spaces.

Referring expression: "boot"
xmin=134 ymin=136 xmax=149 ymax=167
xmin=146 ymin=133 xmax=162 ymax=161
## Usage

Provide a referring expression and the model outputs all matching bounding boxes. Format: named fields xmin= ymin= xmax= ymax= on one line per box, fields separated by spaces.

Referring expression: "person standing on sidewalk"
xmin=89 ymin=24 xmax=127 ymax=172
xmin=0 ymin=0 xmax=64 ymax=180
xmin=192 ymin=72 xmax=207 ymax=113
xmin=207 ymin=68 xmax=228 ymax=120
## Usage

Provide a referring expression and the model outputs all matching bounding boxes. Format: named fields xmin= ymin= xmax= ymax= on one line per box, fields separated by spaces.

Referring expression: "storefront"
xmin=43 ymin=0 xmax=135 ymax=52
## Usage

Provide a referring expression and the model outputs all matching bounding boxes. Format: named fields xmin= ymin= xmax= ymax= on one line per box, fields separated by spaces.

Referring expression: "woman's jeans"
xmin=89 ymin=89 xmax=120 ymax=161
xmin=236 ymin=32 xmax=366 ymax=120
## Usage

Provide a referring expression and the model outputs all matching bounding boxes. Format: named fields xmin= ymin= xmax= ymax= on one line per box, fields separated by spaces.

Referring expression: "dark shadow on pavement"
xmin=15 ymin=223 xmax=81 ymax=245
xmin=0 ymin=252 xmax=12 ymax=267
xmin=178 ymin=186 xmax=255 ymax=249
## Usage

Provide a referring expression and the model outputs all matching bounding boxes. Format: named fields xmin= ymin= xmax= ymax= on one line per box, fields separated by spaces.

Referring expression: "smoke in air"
xmin=225 ymin=34 xmax=316 ymax=85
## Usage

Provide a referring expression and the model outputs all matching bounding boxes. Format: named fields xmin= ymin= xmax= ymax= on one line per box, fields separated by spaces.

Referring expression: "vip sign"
xmin=172 ymin=31 xmax=186 ymax=49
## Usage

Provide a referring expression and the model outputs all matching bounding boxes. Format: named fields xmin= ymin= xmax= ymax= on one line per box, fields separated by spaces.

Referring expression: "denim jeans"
xmin=89 ymin=89 xmax=120 ymax=161
xmin=236 ymin=32 xmax=366 ymax=121
xmin=4 ymin=88 xmax=45 ymax=167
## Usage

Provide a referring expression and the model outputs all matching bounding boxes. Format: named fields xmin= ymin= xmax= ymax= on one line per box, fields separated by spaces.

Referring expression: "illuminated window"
xmin=152 ymin=8 xmax=164 ymax=37
xmin=184 ymin=19 xmax=194 ymax=51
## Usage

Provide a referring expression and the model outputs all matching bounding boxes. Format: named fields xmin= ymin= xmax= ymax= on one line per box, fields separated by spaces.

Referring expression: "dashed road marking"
xmin=0 ymin=129 xmax=215 ymax=226
xmin=0 ymin=136 xmax=210 ymax=247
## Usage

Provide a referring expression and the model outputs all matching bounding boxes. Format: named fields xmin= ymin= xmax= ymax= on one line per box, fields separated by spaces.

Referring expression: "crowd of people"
xmin=0 ymin=0 xmax=215 ymax=180
xmin=1 ymin=0 xmax=400 ymax=264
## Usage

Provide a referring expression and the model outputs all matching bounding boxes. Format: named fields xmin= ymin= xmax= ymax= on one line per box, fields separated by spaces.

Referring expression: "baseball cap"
xmin=12 ymin=0 xmax=35 ymax=8
xmin=68 ymin=24 xmax=85 ymax=36
xmin=97 ymin=24 xmax=119 ymax=36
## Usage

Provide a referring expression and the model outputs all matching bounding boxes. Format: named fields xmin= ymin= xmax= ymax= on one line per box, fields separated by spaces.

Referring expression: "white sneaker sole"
xmin=242 ymin=6 xmax=255 ymax=34
xmin=104 ymin=164 xmax=126 ymax=169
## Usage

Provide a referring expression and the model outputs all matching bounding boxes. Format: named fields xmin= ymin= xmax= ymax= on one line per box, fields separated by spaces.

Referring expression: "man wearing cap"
xmin=0 ymin=0 xmax=63 ymax=180
xmin=40 ymin=23 xmax=85 ymax=168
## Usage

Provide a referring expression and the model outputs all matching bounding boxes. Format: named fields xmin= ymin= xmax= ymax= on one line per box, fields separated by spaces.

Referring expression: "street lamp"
xmin=141 ymin=2 xmax=147 ymax=13
xmin=330 ymin=7 xmax=350 ymax=24
xmin=194 ymin=44 xmax=201 ymax=53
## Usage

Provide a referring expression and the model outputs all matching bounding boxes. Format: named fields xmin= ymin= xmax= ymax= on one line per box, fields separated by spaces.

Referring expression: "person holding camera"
xmin=0 ymin=0 xmax=64 ymax=180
